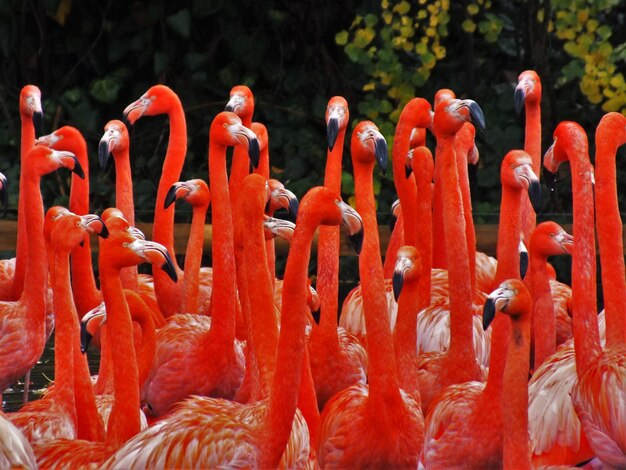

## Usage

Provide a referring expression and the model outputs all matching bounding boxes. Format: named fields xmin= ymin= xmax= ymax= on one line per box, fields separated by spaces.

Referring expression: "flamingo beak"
xmin=225 ymin=94 xmax=244 ymax=114
xmin=131 ymin=240 xmax=178 ymax=283
xmin=164 ymin=182 xmax=190 ymax=209
xmin=123 ymin=95 xmax=151 ymax=125
xmin=80 ymin=307 xmax=105 ymax=353
xmin=53 ymin=150 xmax=85 ymax=179
xmin=543 ymin=141 xmax=560 ymax=173
xmin=98 ymin=140 xmax=111 ymax=169
xmin=389 ymin=199 xmax=400 ymax=232
xmin=558 ymin=231 xmax=574 ymax=255
xmin=374 ymin=135 xmax=388 ymax=176
xmin=466 ymin=100 xmax=486 ymax=132
xmin=81 ymin=214 xmax=109 ymax=239
xmin=327 ymin=118 xmax=339 ymax=152
xmin=483 ymin=287 xmax=512 ymax=330
xmin=263 ymin=216 xmax=296 ymax=242
xmin=392 ymin=255 xmax=412 ymax=302
xmin=519 ymin=239 xmax=528 ymax=279
xmin=270 ymin=187 xmax=299 ymax=222
xmin=338 ymin=200 xmax=364 ymax=254
xmin=33 ymin=110 xmax=44 ymax=136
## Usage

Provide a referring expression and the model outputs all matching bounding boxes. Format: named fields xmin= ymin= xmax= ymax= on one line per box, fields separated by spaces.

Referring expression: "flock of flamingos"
xmin=0 ymin=69 xmax=625 ymax=469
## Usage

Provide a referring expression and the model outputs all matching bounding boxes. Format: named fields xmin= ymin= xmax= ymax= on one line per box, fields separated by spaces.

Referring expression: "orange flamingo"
xmin=0 ymin=146 xmax=83 ymax=399
xmin=528 ymin=221 xmax=573 ymax=369
xmin=141 ymin=111 xmax=258 ymax=416
xmin=103 ymin=184 xmax=363 ymax=468
xmin=515 ymin=70 xmax=542 ymax=244
xmin=309 ymin=96 xmax=367 ymax=410
xmin=316 ymin=121 xmax=424 ymax=467
xmin=1 ymin=85 xmax=43 ymax=301
xmin=265 ymin=178 xmax=298 ymax=283
xmin=35 ymin=126 xmax=101 ymax=317
xmin=414 ymin=98 xmax=487 ymax=413
xmin=0 ymin=412 xmax=36 ymax=469
xmin=10 ymin=209 xmax=107 ymax=443
xmin=124 ymin=85 xmax=206 ymax=317
xmin=226 ymin=85 xmax=255 ymax=202
xmin=164 ymin=178 xmax=211 ymax=315
xmin=528 ymin=122 xmax=600 ymax=466
xmin=31 ymin=215 xmax=177 ymax=467
xmin=423 ymin=278 xmax=532 ymax=469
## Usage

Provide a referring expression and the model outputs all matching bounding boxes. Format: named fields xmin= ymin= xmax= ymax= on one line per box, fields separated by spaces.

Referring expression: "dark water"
xmin=2 ymin=333 xmax=101 ymax=412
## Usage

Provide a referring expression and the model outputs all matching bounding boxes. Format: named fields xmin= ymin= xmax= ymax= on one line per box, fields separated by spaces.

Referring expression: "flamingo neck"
xmin=229 ymin=115 xmax=253 ymax=206
xmin=595 ymin=124 xmax=626 ymax=350
xmin=481 ymin=314 xmax=509 ymax=415
xmin=123 ymin=290 xmax=157 ymax=389
xmin=262 ymin=220 xmax=316 ymax=467
xmin=455 ymin=125 xmax=477 ymax=294
xmin=494 ymin=185 xmax=523 ymax=287
xmin=439 ymin=135 xmax=475 ymax=361
xmin=414 ymin=170 xmax=433 ymax=312
xmin=242 ymin=192 xmax=279 ymax=398
xmin=114 ymin=147 xmax=139 ymax=291
xmin=99 ymin=262 xmax=141 ymax=446
xmin=207 ymin=140 xmax=237 ymax=344
xmin=393 ymin=276 xmax=422 ymax=405
xmin=529 ymin=250 xmax=555 ymax=368
xmin=253 ymin=141 xmax=270 ymax=181
xmin=181 ymin=204 xmax=207 ymax=314
xmin=521 ymin=103 xmax=541 ymax=245
xmin=12 ymin=112 xmax=36 ymax=299
xmin=393 ymin=119 xmax=418 ymax=247
xmin=354 ymin=161 xmax=403 ymax=409
xmin=317 ymin=127 xmax=347 ymax=335
xmin=502 ymin=313 xmax=532 ymax=470
xmin=68 ymin=138 xmax=101 ymax=317
xmin=19 ymin=168 xmax=48 ymax=326
xmin=383 ymin=212 xmax=405 ymax=279
xmin=432 ymin=144 xmax=447 ymax=269
xmin=51 ymin=252 xmax=78 ymax=427
xmin=152 ymin=102 xmax=186 ymax=316
xmin=568 ymin=142 xmax=602 ymax=372
xmin=93 ymin=326 xmax=113 ymax=396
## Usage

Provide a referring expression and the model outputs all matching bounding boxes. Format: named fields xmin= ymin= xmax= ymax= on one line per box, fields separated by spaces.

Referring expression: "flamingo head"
xmin=434 ymin=88 xmax=456 ymax=106
xmin=45 ymin=208 xmax=108 ymax=255
xmin=501 ymin=150 xmax=541 ymax=212
xmin=99 ymin=120 xmax=129 ymax=169
xmin=211 ymin=111 xmax=260 ymax=168
xmin=514 ymin=70 xmax=541 ymax=114
xmin=392 ymin=245 xmax=421 ymax=301
xmin=263 ymin=215 xmax=295 ymax=242
xmin=543 ymin=121 xmax=589 ymax=174
xmin=20 ymin=85 xmax=43 ymax=135
xmin=433 ymin=98 xmax=485 ymax=137
xmin=266 ymin=179 xmax=299 ymax=221
xmin=352 ymin=121 xmax=388 ymax=175
xmin=164 ymin=179 xmax=210 ymax=210
xmin=531 ymin=221 xmax=574 ymax=256
xmin=326 ymin=96 xmax=349 ymax=151
xmin=483 ymin=279 xmax=531 ymax=330
xmin=225 ymin=85 xmax=254 ymax=123
xmin=80 ymin=305 xmax=106 ymax=353
xmin=29 ymin=146 xmax=84 ymax=179
xmin=389 ymin=199 xmax=401 ymax=232
xmin=123 ymin=85 xmax=178 ymax=124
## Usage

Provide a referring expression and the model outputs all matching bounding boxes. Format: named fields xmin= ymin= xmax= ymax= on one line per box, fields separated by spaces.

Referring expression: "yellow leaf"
xmin=394 ymin=0 xmax=411 ymax=15
xmin=602 ymin=96 xmax=626 ymax=112
xmin=363 ymin=82 xmax=376 ymax=92
xmin=467 ymin=3 xmax=479 ymax=15
xmin=609 ymin=74 xmax=625 ymax=88
xmin=54 ymin=0 xmax=73 ymax=26
xmin=577 ymin=9 xmax=589 ymax=23
xmin=462 ymin=19 xmax=477 ymax=33
xmin=335 ymin=31 xmax=349 ymax=46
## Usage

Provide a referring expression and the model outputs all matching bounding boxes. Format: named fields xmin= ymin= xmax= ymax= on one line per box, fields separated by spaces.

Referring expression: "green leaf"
xmin=166 ymin=9 xmax=191 ymax=38
xmin=335 ymin=30 xmax=349 ymax=46
xmin=364 ymin=13 xmax=378 ymax=28
xmin=90 ymin=78 xmax=122 ymax=103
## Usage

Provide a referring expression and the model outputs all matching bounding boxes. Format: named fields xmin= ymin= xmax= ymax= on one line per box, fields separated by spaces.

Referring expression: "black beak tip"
xmin=225 ymin=104 xmax=234 ymax=112
xmin=529 ymin=180 xmax=542 ymax=213
xmin=72 ymin=158 xmax=85 ymax=179
xmin=288 ymin=198 xmax=299 ymax=222
xmin=468 ymin=101 xmax=486 ymax=132
xmin=99 ymin=224 xmax=109 ymax=239
xmin=327 ymin=119 xmax=339 ymax=152
xmin=375 ymin=138 xmax=389 ymax=176
xmin=405 ymin=164 xmax=413 ymax=179
xmin=33 ymin=111 xmax=44 ymax=136
xmin=520 ymin=251 xmax=529 ymax=279
xmin=164 ymin=185 xmax=178 ymax=209
xmin=483 ymin=299 xmax=496 ymax=331
xmin=98 ymin=141 xmax=111 ymax=170
xmin=80 ymin=326 xmax=93 ymax=354
xmin=392 ymin=271 xmax=403 ymax=302
xmin=349 ymin=229 xmax=364 ymax=255
xmin=162 ymin=260 xmax=178 ymax=283
xmin=248 ymin=138 xmax=260 ymax=169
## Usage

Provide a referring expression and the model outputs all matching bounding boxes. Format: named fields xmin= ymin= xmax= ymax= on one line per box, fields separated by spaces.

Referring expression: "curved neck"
xmin=439 ymin=135 xmax=475 ymax=360
xmin=413 ymin=150 xmax=433 ymax=311
xmin=393 ymin=277 xmax=421 ymax=404
xmin=181 ymin=205 xmax=207 ymax=314
xmin=432 ymin=144 xmax=447 ymax=269
xmin=12 ymin=112 xmax=36 ymax=298
xmin=262 ymin=217 xmax=316 ymax=467
xmin=253 ymin=142 xmax=270 ymax=181
xmin=568 ymin=145 xmax=602 ymax=372
xmin=317 ymin=126 xmax=347 ymax=334
xmin=114 ymin=147 xmax=139 ymax=291
xmin=354 ymin=160 xmax=403 ymax=408
xmin=494 ymin=185 xmax=522 ymax=287
xmin=99 ymin=260 xmax=141 ymax=446
xmin=595 ymin=128 xmax=626 ymax=350
xmin=69 ymin=140 xmax=101 ymax=317
xmin=51 ymin=252 xmax=78 ymax=426
xmin=207 ymin=140 xmax=237 ymax=344
xmin=503 ymin=313 xmax=532 ymax=470
xmin=529 ymin=251 xmax=555 ymax=369
xmin=393 ymin=121 xmax=418 ymax=247
xmin=229 ymin=114 xmax=253 ymax=206
xmin=123 ymin=290 xmax=156 ymax=389
xmin=152 ymin=103 xmax=186 ymax=316
xmin=480 ymin=314 xmax=509 ymax=417
xmin=521 ymin=103 xmax=541 ymax=246
xmin=455 ymin=126 xmax=476 ymax=294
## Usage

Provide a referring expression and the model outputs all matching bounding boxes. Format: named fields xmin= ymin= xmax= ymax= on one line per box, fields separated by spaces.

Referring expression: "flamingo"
xmin=164 ymin=178 xmax=211 ymax=315
xmin=515 ymin=70 xmax=542 ymax=244
xmin=103 ymin=184 xmax=363 ymax=468
xmin=423 ymin=278 xmax=532 ymax=469
xmin=266 ymin=178 xmax=298 ymax=283
xmin=35 ymin=126 xmax=101 ymax=317
xmin=124 ymin=84 xmax=207 ymax=317
xmin=382 ymin=198 xmax=404 ymax=279
xmin=31 ymin=215 xmax=177 ymax=467
xmin=316 ymin=121 xmax=424 ymax=467
xmin=0 ymin=146 xmax=83 ymax=400
xmin=309 ymin=96 xmax=367 ymax=410
xmin=528 ymin=221 xmax=573 ymax=369
xmin=225 ymin=84 xmax=255 ymax=203
xmin=1 ymin=85 xmax=43 ymax=301
xmin=10 ymin=209 xmax=107 ymax=443
xmin=141 ymin=111 xmax=258 ymax=417
xmin=527 ymin=121 xmax=601 ymax=466
xmin=414 ymin=98 xmax=487 ymax=414
xmin=0 ymin=412 xmax=36 ymax=469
